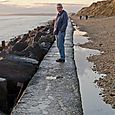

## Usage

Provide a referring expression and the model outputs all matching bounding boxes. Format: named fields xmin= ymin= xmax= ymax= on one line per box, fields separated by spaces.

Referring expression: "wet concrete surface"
xmin=11 ymin=19 xmax=83 ymax=115
xmin=73 ymin=27 xmax=115 ymax=115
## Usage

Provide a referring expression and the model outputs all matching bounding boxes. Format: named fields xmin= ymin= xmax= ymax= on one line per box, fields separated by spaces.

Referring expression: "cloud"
xmin=0 ymin=2 xmax=85 ymax=15
xmin=0 ymin=0 xmax=9 ymax=3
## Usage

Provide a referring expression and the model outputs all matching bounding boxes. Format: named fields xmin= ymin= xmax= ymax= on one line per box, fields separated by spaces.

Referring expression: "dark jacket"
xmin=54 ymin=10 xmax=68 ymax=35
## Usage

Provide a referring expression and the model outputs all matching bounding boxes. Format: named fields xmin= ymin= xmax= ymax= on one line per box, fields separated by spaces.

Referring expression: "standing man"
xmin=53 ymin=3 xmax=68 ymax=63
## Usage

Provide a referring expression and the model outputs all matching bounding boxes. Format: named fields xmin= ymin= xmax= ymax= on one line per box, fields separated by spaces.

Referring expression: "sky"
xmin=0 ymin=0 xmax=103 ymax=6
xmin=0 ymin=0 xmax=103 ymax=14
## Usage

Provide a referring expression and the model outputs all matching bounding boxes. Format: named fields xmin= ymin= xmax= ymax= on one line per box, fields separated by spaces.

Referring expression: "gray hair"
xmin=57 ymin=3 xmax=63 ymax=8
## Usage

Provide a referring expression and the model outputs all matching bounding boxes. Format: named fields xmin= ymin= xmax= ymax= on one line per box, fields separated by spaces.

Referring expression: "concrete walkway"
xmin=11 ymin=19 xmax=83 ymax=115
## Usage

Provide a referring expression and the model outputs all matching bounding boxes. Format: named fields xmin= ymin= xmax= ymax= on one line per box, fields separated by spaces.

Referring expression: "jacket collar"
xmin=58 ymin=10 xmax=64 ymax=16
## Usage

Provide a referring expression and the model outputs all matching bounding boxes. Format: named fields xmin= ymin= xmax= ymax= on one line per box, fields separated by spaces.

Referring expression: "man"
xmin=53 ymin=3 xmax=68 ymax=63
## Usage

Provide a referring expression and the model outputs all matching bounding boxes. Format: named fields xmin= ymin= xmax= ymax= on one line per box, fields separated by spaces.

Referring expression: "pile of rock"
xmin=0 ymin=21 xmax=55 ymax=114
xmin=8 ymin=24 xmax=55 ymax=61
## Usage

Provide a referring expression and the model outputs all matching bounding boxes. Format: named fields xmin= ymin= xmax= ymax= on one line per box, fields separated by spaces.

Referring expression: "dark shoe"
xmin=56 ymin=59 xmax=65 ymax=63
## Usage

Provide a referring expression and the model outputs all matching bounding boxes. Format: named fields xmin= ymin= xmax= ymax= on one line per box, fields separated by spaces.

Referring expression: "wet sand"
xmin=71 ymin=15 xmax=115 ymax=109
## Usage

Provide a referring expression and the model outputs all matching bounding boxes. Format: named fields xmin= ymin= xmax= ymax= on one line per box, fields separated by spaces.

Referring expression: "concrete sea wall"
xmin=11 ymin=19 xmax=83 ymax=115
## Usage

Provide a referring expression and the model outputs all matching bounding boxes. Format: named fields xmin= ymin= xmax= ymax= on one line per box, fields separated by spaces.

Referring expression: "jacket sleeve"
xmin=53 ymin=15 xmax=59 ymax=35
xmin=60 ymin=12 xmax=68 ymax=32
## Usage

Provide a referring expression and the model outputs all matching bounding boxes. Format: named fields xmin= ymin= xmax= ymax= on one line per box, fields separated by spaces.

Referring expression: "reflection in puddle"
xmin=73 ymin=27 xmax=115 ymax=115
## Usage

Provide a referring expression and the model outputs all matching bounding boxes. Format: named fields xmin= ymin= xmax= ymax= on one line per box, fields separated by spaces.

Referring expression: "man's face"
xmin=57 ymin=6 xmax=63 ymax=13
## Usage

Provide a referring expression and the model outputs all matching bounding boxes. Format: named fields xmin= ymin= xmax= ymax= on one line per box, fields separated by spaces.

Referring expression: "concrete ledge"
xmin=11 ymin=19 xmax=83 ymax=115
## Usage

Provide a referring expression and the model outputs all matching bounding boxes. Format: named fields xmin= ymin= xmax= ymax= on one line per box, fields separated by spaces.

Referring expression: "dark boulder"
xmin=19 ymin=34 xmax=29 ymax=42
xmin=38 ymin=35 xmax=55 ymax=44
xmin=0 ymin=78 xmax=7 ymax=113
xmin=12 ymin=41 xmax=28 ymax=52
xmin=8 ymin=36 xmax=21 ymax=46
xmin=0 ymin=59 xmax=37 ymax=83
xmin=34 ymin=32 xmax=43 ymax=42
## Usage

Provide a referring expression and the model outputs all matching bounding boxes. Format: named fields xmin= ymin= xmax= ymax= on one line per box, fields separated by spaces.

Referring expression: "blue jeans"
xmin=56 ymin=31 xmax=65 ymax=60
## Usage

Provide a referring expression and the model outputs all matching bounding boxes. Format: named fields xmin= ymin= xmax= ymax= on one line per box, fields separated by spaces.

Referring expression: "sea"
xmin=0 ymin=4 xmax=83 ymax=42
xmin=0 ymin=15 xmax=54 ymax=42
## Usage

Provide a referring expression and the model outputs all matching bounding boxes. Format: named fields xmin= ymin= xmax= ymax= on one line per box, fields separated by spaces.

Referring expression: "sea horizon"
xmin=0 ymin=15 xmax=55 ymax=42
xmin=0 ymin=13 xmax=56 ymax=16
xmin=0 ymin=3 xmax=85 ymax=15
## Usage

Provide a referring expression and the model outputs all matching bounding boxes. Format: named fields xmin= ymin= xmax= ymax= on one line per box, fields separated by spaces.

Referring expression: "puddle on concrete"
xmin=46 ymin=76 xmax=57 ymax=80
xmin=73 ymin=27 xmax=115 ymax=115
xmin=46 ymin=76 xmax=63 ymax=80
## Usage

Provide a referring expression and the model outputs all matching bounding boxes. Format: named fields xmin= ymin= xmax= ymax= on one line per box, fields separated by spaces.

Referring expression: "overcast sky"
xmin=0 ymin=0 xmax=103 ymax=6
xmin=0 ymin=0 xmax=103 ymax=14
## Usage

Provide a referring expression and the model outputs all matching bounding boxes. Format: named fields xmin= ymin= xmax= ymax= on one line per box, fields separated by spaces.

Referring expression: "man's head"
xmin=57 ymin=3 xmax=63 ymax=13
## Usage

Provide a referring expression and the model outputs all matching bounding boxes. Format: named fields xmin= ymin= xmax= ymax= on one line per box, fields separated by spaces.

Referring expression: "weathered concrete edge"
xmin=70 ymin=20 xmax=83 ymax=115
xmin=11 ymin=18 xmax=83 ymax=115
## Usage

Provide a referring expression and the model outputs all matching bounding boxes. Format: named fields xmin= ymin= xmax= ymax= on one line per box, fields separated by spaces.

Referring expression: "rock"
xmin=6 ymin=55 xmax=39 ymax=66
xmin=30 ymin=42 xmax=48 ymax=60
xmin=0 ymin=59 xmax=37 ymax=83
xmin=0 ymin=78 xmax=7 ymax=113
xmin=8 ymin=36 xmax=21 ymax=46
xmin=12 ymin=41 xmax=28 ymax=52
xmin=112 ymin=103 xmax=115 ymax=109
xmin=110 ymin=92 xmax=115 ymax=96
xmin=40 ymin=42 xmax=51 ymax=51
xmin=94 ymin=79 xmax=98 ymax=83
xmin=19 ymin=42 xmax=47 ymax=61
xmin=40 ymin=26 xmax=49 ymax=32
xmin=112 ymin=82 xmax=115 ymax=89
xmin=38 ymin=35 xmax=55 ymax=44
xmin=0 ymin=46 xmax=3 ymax=51
xmin=34 ymin=32 xmax=43 ymax=42
xmin=99 ymin=93 xmax=102 ymax=95
xmin=102 ymin=95 xmax=105 ymax=97
xmin=99 ymin=43 xmax=103 ymax=47
xmin=19 ymin=34 xmax=29 ymax=42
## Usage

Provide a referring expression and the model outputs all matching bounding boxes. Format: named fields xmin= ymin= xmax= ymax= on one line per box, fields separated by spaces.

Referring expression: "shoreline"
xmin=0 ymin=13 xmax=56 ymax=16
xmin=71 ymin=15 xmax=115 ymax=109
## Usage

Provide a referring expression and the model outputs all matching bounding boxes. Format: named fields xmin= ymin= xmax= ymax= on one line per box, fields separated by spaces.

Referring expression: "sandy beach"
xmin=71 ymin=15 xmax=115 ymax=108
